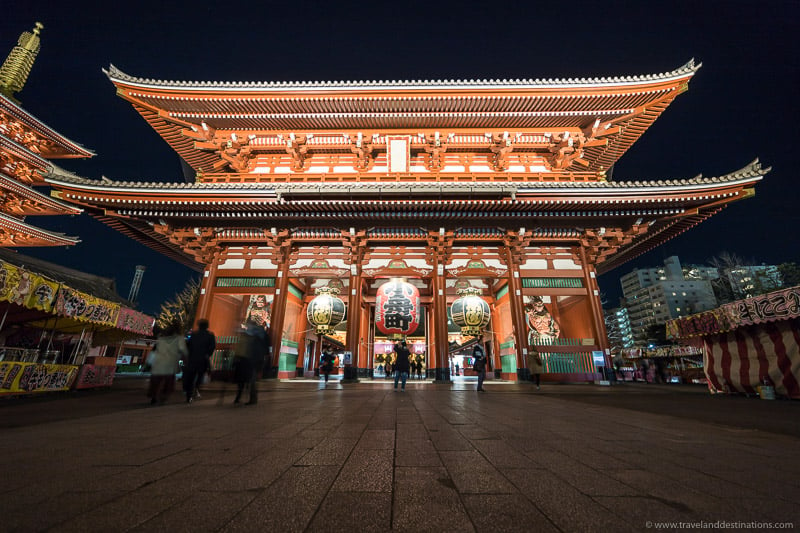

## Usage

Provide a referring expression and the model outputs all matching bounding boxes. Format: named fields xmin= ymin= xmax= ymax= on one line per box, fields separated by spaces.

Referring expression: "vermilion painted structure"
xmin=0 ymin=25 xmax=154 ymax=379
xmin=0 ymin=23 xmax=89 ymax=247
xmin=46 ymin=60 xmax=769 ymax=382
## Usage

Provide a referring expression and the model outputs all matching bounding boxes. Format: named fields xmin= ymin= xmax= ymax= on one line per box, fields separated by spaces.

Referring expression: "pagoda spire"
xmin=0 ymin=22 xmax=44 ymax=103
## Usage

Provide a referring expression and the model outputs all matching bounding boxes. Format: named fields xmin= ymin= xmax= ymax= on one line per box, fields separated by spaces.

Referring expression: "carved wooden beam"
xmin=152 ymin=224 xmax=219 ymax=264
xmin=498 ymin=228 xmax=532 ymax=266
xmin=488 ymin=132 xmax=513 ymax=171
xmin=425 ymin=229 xmax=455 ymax=266
xmin=349 ymin=133 xmax=375 ymax=171
xmin=341 ymin=227 xmax=369 ymax=266
xmin=422 ymin=132 xmax=448 ymax=171
xmin=264 ymin=228 xmax=294 ymax=266
xmin=283 ymin=133 xmax=312 ymax=171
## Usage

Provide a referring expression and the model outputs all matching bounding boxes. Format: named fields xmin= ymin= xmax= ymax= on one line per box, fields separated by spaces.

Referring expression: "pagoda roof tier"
xmin=0 ymin=170 xmax=82 ymax=216
xmin=0 ymin=134 xmax=51 ymax=184
xmin=0 ymin=94 xmax=94 ymax=159
xmin=45 ymin=160 xmax=767 ymax=273
xmin=104 ymin=61 xmax=700 ymax=174
xmin=0 ymin=211 xmax=79 ymax=247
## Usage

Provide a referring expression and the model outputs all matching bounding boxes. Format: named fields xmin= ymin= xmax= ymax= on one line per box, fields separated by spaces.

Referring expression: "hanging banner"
xmin=0 ymin=362 xmax=79 ymax=395
xmin=74 ymin=364 xmax=116 ymax=389
xmin=667 ymin=286 xmax=800 ymax=339
xmin=25 ymin=276 xmax=59 ymax=312
xmin=116 ymin=307 xmax=154 ymax=336
xmin=55 ymin=287 xmax=120 ymax=327
xmin=0 ymin=260 xmax=29 ymax=306
xmin=0 ymin=260 xmax=60 ymax=312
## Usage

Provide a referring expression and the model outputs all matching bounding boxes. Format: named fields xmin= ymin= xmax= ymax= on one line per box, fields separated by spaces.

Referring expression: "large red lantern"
xmin=375 ymin=278 xmax=420 ymax=339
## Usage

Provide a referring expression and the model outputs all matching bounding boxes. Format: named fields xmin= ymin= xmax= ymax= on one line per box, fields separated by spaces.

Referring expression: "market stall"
xmin=667 ymin=285 xmax=800 ymax=399
xmin=0 ymin=251 xmax=154 ymax=395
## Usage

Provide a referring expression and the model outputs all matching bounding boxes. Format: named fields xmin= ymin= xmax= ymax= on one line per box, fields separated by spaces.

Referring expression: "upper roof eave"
xmin=44 ymin=158 xmax=768 ymax=198
xmin=0 ymin=171 xmax=83 ymax=214
xmin=103 ymin=60 xmax=701 ymax=94
xmin=0 ymin=211 xmax=80 ymax=246
xmin=0 ymin=94 xmax=95 ymax=158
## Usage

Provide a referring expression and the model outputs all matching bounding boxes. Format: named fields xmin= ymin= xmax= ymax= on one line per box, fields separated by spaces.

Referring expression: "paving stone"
xmin=224 ymin=465 xmax=338 ymax=532
xmin=333 ymin=449 xmax=394 ymax=492
xmin=439 ymin=450 xmax=517 ymax=494
xmin=1 ymin=380 xmax=798 ymax=532
xmin=307 ymin=491 xmax=392 ymax=532
xmin=502 ymin=468 xmax=635 ymax=532
xmin=462 ymin=493 xmax=559 ymax=532
xmin=393 ymin=466 xmax=473 ymax=531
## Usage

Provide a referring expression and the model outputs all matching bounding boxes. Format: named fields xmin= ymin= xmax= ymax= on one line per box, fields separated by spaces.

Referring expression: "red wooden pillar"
xmin=358 ymin=304 xmax=370 ymax=375
xmin=268 ymin=247 xmax=291 ymax=378
xmin=503 ymin=244 xmax=529 ymax=381
xmin=365 ymin=303 xmax=375 ymax=377
xmin=580 ymin=247 xmax=610 ymax=369
xmin=195 ymin=253 xmax=219 ymax=325
xmin=344 ymin=265 xmax=362 ymax=382
xmin=432 ymin=261 xmax=450 ymax=382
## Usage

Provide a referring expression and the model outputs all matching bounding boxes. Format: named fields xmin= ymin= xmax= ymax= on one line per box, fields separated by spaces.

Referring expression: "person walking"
xmin=320 ymin=346 xmax=335 ymax=385
xmin=393 ymin=339 xmax=411 ymax=391
xmin=454 ymin=362 xmax=460 ymax=377
xmin=472 ymin=343 xmax=487 ymax=392
xmin=233 ymin=320 xmax=266 ymax=405
xmin=183 ymin=318 xmax=216 ymax=403
xmin=146 ymin=321 xmax=188 ymax=405
xmin=526 ymin=348 xmax=543 ymax=390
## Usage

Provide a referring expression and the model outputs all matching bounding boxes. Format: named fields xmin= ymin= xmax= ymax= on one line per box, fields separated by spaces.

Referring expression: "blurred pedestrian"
xmin=320 ymin=346 xmax=335 ymax=385
xmin=147 ymin=321 xmax=188 ymax=405
xmin=183 ymin=318 xmax=216 ymax=403
xmin=393 ymin=339 xmax=410 ymax=391
xmin=526 ymin=348 xmax=542 ymax=390
xmin=233 ymin=320 xmax=266 ymax=405
xmin=472 ymin=342 xmax=486 ymax=392
xmin=454 ymin=362 xmax=460 ymax=377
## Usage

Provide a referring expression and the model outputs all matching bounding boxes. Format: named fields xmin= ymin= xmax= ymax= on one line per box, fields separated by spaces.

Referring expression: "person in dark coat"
xmin=320 ymin=346 xmax=335 ymax=384
xmin=183 ymin=318 xmax=216 ymax=403
xmin=233 ymin=320 xmax=266 ymax=405
xmin=393 ymin=340 xmax=411 ymax=391
xmin=473 ymin=343 xmax=487 ymax=392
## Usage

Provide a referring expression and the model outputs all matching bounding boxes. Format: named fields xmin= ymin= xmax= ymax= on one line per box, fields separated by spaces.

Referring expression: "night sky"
xmin=3 ymin=1 xmax=798 ymax=315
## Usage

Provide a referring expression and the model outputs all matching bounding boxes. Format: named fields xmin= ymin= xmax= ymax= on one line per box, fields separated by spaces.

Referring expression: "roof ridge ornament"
xmin=0 ymin=22 xmax=44 ymax=103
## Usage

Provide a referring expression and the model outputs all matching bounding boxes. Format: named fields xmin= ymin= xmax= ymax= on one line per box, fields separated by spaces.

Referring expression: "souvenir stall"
xmin=667 ymin=285 xmax=800 ymax=399
xmin=0 ymin=252 xmax=154 ymax=396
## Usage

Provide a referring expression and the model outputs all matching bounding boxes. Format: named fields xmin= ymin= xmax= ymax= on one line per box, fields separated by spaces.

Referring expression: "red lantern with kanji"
xmin=375 ymin=278 xmax=420 ymax=339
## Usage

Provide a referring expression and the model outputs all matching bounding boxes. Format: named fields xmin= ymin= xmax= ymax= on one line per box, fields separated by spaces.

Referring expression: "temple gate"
xmin=46 ymin=60 xmax=768 ymax=382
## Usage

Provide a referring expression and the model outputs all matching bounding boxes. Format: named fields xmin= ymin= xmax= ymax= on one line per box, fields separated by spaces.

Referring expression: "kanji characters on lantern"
xmin=375 ymin=278 xmax=420 ymax=338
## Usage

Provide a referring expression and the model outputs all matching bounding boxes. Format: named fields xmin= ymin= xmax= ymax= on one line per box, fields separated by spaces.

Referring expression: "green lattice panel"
xmin=521 ymin=278 xmax=584 ymax=289
xmin=215 ymin=277 xmax=276 ymax=288
xmin=541 ymin=353 xmax=596 ymax=373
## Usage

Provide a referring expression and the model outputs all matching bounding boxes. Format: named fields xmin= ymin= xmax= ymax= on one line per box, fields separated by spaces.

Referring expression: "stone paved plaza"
xmin=0 ymin=378 xmax=798 ymax=532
